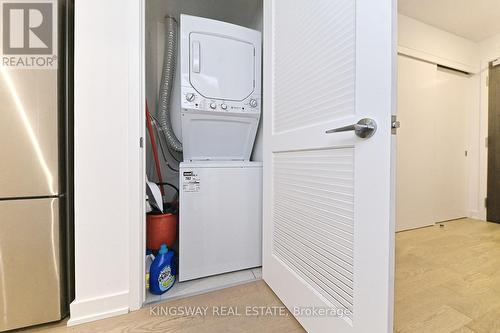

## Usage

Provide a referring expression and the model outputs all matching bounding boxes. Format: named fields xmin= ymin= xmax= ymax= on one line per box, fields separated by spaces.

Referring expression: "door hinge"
xmin=140 ymin=137 xmax=144 ymax=148
xmin=391 ymin=115 xmax=400 ymax=135
xmin=485 ymin=197 xmax=488 ymax=208
xmin=486 ymin=137 xmax=489 ymax=148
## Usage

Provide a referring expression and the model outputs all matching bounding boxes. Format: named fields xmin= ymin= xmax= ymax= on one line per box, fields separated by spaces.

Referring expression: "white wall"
xmin=70 ymin=0 xmax=143 ymax=325
xmin=467 ymin=71 xmax=482 ymax=219
xmin=398 ymin=15 xmax=479 ymax=73
xmin=397 ymin=14 xmax=484 ymax=221
xmin=480 ymin=34 xmax=500 ymax=62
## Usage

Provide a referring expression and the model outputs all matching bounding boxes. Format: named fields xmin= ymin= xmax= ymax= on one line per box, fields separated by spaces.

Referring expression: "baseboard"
xmin=469 ymin=210 xmax=486 ymax=221
xmin=396 ymin=223 xmax=434 ymax=233
xmin=67 ymin=290 xmax=130 ymax=326
xmin=469 ymin=210 xmax=479 ymax=219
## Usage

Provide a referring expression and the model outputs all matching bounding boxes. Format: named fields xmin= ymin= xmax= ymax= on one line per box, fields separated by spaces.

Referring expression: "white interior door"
xmin=262 ymin=0 xmax=396 ymax=332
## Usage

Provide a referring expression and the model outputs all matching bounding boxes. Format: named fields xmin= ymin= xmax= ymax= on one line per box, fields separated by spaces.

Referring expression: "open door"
xmin=262 ymin=0 xmax=396 ymax=332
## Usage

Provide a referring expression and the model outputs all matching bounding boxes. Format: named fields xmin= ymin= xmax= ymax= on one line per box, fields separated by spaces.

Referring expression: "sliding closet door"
xmin=396 ymin=55 xmax=468 ymax=232
xmin=433 ymin=67 xmax=469 ymax=222
xmin=396 ymin=55 xmax=437 ymax=231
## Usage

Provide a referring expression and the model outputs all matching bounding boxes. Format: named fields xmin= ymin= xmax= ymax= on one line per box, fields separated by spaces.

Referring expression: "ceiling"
xmin=398 ymin=0 xmax=500 ymax=42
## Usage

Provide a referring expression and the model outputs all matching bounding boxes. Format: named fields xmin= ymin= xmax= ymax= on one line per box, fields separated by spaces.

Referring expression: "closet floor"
xmin=145 ymin=267 xmax=262 ymax=304
xmin=395 ymin=218 xmax=500 ymax=332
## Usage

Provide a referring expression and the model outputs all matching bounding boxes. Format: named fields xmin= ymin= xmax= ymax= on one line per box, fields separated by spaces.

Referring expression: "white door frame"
xmin=129 ymin=0 xmax=147 ymax=312
xmin=129 ymin=0 xmax=397 ymax=321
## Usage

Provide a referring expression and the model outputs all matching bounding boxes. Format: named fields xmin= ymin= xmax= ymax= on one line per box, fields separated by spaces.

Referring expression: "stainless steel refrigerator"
xmin=0 ymin=0 xmax=73 ymax=331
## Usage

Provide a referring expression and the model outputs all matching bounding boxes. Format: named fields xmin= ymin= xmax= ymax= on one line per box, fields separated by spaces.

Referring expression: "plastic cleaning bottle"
xmin=149 ymin=244 xmax=175 ymax=295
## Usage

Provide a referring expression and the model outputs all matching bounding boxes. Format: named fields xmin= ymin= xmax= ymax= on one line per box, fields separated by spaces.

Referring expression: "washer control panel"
xmin=181 ymin=86 xmax=261 ymax=114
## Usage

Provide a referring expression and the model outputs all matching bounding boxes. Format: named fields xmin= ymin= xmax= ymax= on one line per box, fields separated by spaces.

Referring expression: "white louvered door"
xmin=262 ymin=0 xmax=396 ymax=332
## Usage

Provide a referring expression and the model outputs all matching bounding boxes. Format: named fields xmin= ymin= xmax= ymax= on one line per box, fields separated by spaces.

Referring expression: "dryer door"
xmin=189 ymin=33 xmax=255 ymax=101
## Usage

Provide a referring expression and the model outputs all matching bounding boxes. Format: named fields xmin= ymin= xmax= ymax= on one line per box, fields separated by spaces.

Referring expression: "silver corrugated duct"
xmin=158 ymin=16 xmax=182 ymax=152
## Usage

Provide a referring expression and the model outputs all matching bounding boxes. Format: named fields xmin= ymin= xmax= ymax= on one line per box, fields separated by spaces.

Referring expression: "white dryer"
xmin=180 ymin=14 xmax=262 ymax=161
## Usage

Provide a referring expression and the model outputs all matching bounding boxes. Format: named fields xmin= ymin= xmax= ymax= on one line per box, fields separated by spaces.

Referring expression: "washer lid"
xmin=189 ymin=32 xmax=255 ymax=101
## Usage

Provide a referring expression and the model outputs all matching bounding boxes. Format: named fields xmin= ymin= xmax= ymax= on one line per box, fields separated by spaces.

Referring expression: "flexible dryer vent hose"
xmin=158 ymin=16 xmax=182 ymax=152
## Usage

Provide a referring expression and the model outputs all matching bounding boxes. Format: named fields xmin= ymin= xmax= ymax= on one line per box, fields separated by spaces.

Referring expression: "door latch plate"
xmin=391 ymin=115 xmax=400 ymax=135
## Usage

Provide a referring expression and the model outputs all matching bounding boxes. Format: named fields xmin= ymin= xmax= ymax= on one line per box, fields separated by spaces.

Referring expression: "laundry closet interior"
xmin=141 ymin=0 xmax=498 ymax=309
xmin=143 ymin=0 xmax=264 ymax=303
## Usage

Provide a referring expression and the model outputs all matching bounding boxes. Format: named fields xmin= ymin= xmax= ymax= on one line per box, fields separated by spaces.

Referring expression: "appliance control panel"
xmin=181 ymin=86 xmax=261 ymax=115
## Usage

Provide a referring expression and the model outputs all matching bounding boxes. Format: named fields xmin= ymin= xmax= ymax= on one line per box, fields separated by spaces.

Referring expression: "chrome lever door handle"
xmin=326 ymin=118 xmax=377 ymax=138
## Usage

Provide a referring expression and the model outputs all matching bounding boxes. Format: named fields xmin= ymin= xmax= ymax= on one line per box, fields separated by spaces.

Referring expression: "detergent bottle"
xmin=149 ymin=244 xmax=176 ymax=295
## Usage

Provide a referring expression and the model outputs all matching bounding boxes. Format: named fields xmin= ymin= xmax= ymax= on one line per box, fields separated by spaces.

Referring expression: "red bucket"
xmin=146 ymin=212 xmax=177 ymax=250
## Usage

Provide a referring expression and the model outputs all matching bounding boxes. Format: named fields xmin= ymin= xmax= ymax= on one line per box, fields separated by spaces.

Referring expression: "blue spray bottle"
xmin=149 ymin=244 xmax=176 ymax=295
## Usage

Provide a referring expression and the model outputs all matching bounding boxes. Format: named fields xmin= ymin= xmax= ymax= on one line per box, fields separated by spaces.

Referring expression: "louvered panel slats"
xmin=274 ymin=223 xmax=353 ymax=285
xmin=273 ymin=0 xmax=355 ymax=133
xmin=273 ymin=148 xmax=354 ymax=315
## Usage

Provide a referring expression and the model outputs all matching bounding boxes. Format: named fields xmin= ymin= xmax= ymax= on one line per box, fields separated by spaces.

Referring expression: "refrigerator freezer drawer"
xmin=0 ymin=198 xmax=63 ymax=332
xmin=0 ymin=68 xmax=59 ymax=198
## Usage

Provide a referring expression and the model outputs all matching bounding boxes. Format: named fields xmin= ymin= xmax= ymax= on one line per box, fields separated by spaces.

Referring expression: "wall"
xmin=69 ymin=0 xmax=143 ymax=325
xmin=398 ymin=15 xmax=479 ymax=73
xmin=479 ymin=34 xmax=500 ymax=63
xmin=467 ymin=70 xmax=483 ymax=219
xmin=397 ymin=14 xmax=484 ymax=221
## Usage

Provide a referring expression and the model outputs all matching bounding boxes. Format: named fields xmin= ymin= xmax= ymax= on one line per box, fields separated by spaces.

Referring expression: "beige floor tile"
xmin=398 ymin=305 xmax=471 ymax=333
xmin=395 ymin=219 xmax=500 ymax=331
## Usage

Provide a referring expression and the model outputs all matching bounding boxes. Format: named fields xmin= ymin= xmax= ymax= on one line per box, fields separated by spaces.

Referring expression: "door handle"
xmin=192 ymin=40 xmax=200 ymax=73
xmin=326 ymin=118 xmax=377 ymax=138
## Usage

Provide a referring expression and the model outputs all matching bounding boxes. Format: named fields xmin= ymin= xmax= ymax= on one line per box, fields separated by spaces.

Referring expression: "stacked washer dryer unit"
xmin=178 ymin=15 xmax=262 ymax=281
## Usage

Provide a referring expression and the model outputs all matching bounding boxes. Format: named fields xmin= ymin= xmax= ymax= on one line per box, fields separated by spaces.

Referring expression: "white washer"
xmin=180 ymin=14 xmax=262 ymax=161
xmin=179 ymin=161 xmax=262 ymax=281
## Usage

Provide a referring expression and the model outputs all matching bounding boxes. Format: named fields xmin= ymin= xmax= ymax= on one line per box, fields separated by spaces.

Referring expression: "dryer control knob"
xmin=186 ymin=93 xmax=195 ymax=102
xmin=209 ymin=102 xmax=217 ymax=109
xmin=249 ymin=99 xmax=258 ymax=108
xmin=221 ymin=103 xmax=228 ymax=110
